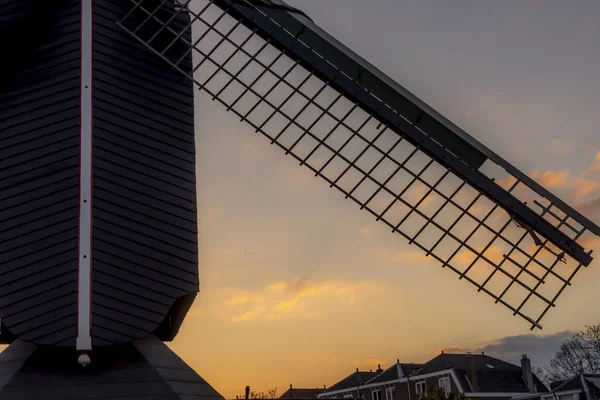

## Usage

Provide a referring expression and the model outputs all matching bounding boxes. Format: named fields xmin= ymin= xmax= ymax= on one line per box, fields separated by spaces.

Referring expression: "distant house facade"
xmin=318 ymin=353 xmax=548 ymax=400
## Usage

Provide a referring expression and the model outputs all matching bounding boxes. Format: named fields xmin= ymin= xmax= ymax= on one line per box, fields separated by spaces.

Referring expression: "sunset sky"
xmin=165 ymin=1 xmax=600 ymax=397
xmin=4 ymin=0 xmax=599 ymax=398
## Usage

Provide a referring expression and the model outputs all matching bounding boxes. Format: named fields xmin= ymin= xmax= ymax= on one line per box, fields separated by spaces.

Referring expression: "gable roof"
xmin=327 ymin=370 xmax=380 ymax=392
xmin=280 ymin=388 xmax=324 ymax=399
xmin=418 ymin=353 xmax=521 ymax=374
xmin=552 ymin=374 xmax=600 ymax=394
xmin=417 ymin=353 xmax=549 ymax=394
xmin=366 ymin=362 xmax=424 ymax=385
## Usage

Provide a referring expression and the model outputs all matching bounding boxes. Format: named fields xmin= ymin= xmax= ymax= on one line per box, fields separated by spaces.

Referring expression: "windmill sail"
xmin=116 ymin=0 xmax=600 ymax=330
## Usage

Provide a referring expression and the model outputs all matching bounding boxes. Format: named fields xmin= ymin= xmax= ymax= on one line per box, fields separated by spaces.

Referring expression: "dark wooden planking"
xmin=91 ymin=1 xmax=199 ymax=345
xmin=0 ymin=0 xmax=80 ymax=346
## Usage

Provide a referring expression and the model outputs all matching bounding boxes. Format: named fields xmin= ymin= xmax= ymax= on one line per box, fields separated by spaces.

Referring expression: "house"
xmin=280 ymin=385 xmax=325 ymax=399
xmin=363 ymin=361 xmax=424 ymax=400
xmin=408 ymin=352 xmax=549 ymax=399
xmin=318 ymin=353 xmax=548 ymax=400
xmin=512 ymin=374 xmax=600 ymax=400
xmin=319 ymin=368 xmax=382 ymax=399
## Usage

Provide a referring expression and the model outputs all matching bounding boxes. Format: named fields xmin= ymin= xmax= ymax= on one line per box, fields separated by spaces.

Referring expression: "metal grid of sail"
xmin=116 ymin=0 xmax=599 ymax=329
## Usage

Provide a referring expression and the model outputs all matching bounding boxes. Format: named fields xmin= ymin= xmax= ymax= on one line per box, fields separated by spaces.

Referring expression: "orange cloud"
xmin=545 ymin=138 xmax=576 ymax=156
xmin=574 ymin=177 xmax=600 ymax=200
xmin=498 ymin=176 xmax=518 ymax=191
xmin=587 ymin=151 xmax=600 ymax=174
xmin=225 ymin=294 xmax=265 ymax=307
xmin=266 ymin=282 xmax=287 ymax=293
xmin=360 ymin=225 xmax=377 ymax=236
xmin=381 ymin=250 xmax=431 ymax=265
xmin=454 ymin=246 xmax=503 ymax=266
xmin=232 ymin=305 xmax=267 ymax=322
xmin=531 ymin=169 xmax=571 ymax=188
xmin=226 ymin=278 xmax=385 ymax=322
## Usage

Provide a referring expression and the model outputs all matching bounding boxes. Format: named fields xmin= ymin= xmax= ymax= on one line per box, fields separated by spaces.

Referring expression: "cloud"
xmin=530 ymin=169 xmax=571 ymax=189
xmin=226 ymin=278 xmax=385 ymax=323
xmin=587 ymin=151 xmax=600 ymax=174
xmin=360 ymin=225 xmax=378 ymax=236
xmin=528 ymin=166 xmax=600 ymax=201
xmin=266 ymin=282 xmax=287 ymax=293
xmin=477 ymin=331 xmax=574 ymax=368
xmin=381 ymin=250 xmax=431 ymax=265
xmin=577 ymin=195 xmax=600 ymax=228
xmin=431 ymin=332 xmax=574 ymax=369
xmin=573 ymin=177 xmax=600 ymax=200
xmin=232 ymin=305 xmax=267 ymax=322
xmin=225 ymin=294 xmax=265 ymax=308
xmin=497 ymin=155 xmax=600 ymax=204
xmin=453 ymin=246 xmax=503 ymax=266
xmin=545 ymin=139 xmax=576 ymax=156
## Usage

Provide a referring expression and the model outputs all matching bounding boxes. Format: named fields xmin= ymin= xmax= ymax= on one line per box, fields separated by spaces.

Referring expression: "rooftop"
xmin=419 ymin=353 xmax=549 ymax=393
xmin=280 ymin=387 xmax=324 ymax=399
xmin=365 ymin=361 xmax=424 ymax=385
xmin=327 ymin=369 xmax=380 ymax=392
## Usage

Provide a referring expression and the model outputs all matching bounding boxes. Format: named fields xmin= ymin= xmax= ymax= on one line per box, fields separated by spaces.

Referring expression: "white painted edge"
xmin=76 ymin=0 xmax=93 ymax=352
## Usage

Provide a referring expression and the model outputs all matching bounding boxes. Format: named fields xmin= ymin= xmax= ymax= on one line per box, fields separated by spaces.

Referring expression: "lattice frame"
xmin=117 ymin=0 xmax=599 ymax=329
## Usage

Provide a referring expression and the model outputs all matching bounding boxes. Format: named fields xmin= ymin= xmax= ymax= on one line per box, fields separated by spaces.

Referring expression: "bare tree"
xmin=545 ymin=324 xmax=600 ymax=384
xmin=532 ymin=366 xmax=550 ymax=389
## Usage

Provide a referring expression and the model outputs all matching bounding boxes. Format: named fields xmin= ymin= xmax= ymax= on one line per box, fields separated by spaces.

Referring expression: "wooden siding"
xmin=0 ymin=0 xmax=81 ymax=346
xmin=91 ymin=1 xmax=198 ymax=345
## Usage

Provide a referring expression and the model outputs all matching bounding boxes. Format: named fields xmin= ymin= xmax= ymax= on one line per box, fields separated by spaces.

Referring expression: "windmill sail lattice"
xmin=117 ymin=0 xmax=600 ymax=329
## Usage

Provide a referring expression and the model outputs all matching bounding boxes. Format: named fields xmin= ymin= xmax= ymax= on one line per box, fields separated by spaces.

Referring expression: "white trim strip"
xmin=76 ymin=0 xmax=93 ymax=352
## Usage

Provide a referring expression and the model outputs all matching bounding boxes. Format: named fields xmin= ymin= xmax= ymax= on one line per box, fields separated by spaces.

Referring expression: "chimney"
xmin=377 ymin=364 xmax=383 ymax=373
xmin=245 ymin=386 xmax=250 ymax=400
xmin=356 ymin=368 xmax=359 ymax=372
xmin=521 ymin=354 xmax=534 ymax=393
xmin=463 ymin=355 xmax=479 ymax=391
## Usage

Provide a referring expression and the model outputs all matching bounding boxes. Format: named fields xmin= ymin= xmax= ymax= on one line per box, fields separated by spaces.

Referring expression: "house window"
xmin=415 ymin=382 xmax=426 ymax=395
xmin=372 ymin=389 xmax=382 ymax=400
xmin=385 ymin=387 xmax=395 ymax=400
xmin=344 ymin=395 xmax=353 ymax=399
xmin=438 ymin=377 xmax=451 ymax=395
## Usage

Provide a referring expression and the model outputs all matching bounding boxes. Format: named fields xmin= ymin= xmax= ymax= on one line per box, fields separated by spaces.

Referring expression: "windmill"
xmin=0 ymin=0 xmax=598 ymax=398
